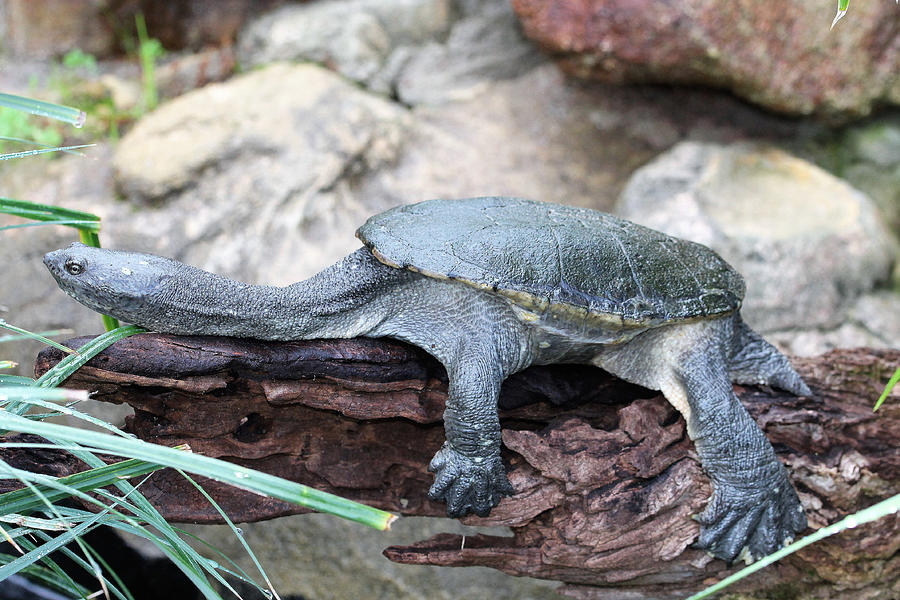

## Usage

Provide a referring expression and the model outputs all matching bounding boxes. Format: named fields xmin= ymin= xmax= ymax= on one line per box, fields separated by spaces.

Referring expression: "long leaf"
xmin=0 ymin=144 xmax=95 ymax=161
xmin=0 ymin=328 xmax=73 ymax=344
xmin=873 ymin=366 xmax=899 ymax=411
xmin=34 ymin=325 xmax=145 ymax=389
xmin=0 ymin=558 xmax=93 ymax=600
xmin=0 ymin=319 xmax=76 ymax=355
xmin=0 ymin=454 xmax=178 ymax=516
xmin=0 ymin=387 xmax=88 ymax=403
xmin=0 ymin=197 xmax=101 ymax=233
xmin=0 ymin=511 xmax=106 ymax=582
xmin=0 ymin=413 xmax=397 ymax=530
xmin=21 ymin=533 xmax=131 ymax=600
xmin=0 ymin=135 xmax=90 ymax=157
xmin=831 ymin=0 xmax=850 ymax=28
xmin=0 ymin=93 xmax=86 ymax=127
xmin=0 ymin=375 xmax=35 ymax=386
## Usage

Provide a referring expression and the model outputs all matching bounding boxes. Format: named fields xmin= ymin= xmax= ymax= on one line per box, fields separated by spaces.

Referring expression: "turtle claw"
xmin=428 ymin=443 xmax=514 ymax=518
xmin=695 ymin=477 xmax=807 ymax=564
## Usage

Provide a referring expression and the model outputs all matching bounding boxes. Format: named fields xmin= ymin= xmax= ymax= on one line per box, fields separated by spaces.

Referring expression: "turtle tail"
xmin=727 ymin=314 xmax=812 ymax=397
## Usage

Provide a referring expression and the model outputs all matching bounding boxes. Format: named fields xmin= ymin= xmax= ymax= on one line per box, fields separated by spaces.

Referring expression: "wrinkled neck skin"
xmin=128 ymin=248 xmax=410 ymax=340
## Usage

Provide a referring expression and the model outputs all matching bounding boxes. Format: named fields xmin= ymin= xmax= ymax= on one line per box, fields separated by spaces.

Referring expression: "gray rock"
xmin=237 ymin=0 xmax=542 ymax=105
xmin=769 ymin=290 xmax=900 ymax=356
xmin=387 ymin=0 xmax=543 ymax=105
xmin=802 ymin=116 xmax=900 ymax=234
xmin=617 ymin=142 xmax=899 ymax=336
xmin=237 ymin=0 xmax=454 ymax=84
xmin=113 ymin=62 xmax=412 ymax=282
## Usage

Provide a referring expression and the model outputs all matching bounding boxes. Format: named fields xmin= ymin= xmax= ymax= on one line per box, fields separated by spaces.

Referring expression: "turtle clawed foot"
xmin=428 ymin=443 xmax=514 ymax=518
xmin=695 ymin=478 xmax=807 ymax=564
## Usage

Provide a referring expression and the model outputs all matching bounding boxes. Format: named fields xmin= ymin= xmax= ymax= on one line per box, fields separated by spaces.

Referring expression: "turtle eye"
xmin=64 ymin=259 xmax=85 ymax=276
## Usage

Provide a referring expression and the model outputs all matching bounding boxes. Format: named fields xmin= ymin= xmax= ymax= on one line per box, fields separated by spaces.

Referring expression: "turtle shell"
xmin=356 ymin=197 xmax=745 ymax=326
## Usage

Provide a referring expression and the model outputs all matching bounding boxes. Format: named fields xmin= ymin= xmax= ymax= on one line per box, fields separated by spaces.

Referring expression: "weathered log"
xmin=31 ymin=334 xmax=900 ymax=599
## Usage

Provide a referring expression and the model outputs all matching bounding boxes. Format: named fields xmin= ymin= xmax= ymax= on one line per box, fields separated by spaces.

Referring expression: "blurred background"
xmin=0 ymin=0 xmax=898 ymax=598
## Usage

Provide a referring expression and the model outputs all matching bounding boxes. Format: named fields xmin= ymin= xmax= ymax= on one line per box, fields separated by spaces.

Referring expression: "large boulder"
xmin=617 ymin=142 xmax=899 ymax=353
xmin=511 ymin=0 xmax=900 ymax=121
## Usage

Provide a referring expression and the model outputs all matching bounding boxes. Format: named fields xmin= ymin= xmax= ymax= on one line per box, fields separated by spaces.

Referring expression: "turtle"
xmin=43 ymin=196 xmax=809 ymax=563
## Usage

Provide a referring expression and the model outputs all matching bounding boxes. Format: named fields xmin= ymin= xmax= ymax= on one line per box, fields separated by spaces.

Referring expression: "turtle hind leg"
xmin=728 ymin=315 xmax=811 ymax=397
xmin=595 ymin=318 xmax=807 ymax=563
xmin=670 ymin=322 xmax=807 ymax=563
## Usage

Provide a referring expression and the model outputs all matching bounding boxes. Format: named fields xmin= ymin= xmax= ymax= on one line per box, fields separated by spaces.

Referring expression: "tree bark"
xmin=28 ymin=334 xmax=900 ymax=600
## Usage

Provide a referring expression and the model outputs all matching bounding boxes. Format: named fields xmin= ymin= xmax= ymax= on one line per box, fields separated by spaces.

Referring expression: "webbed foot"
xmin=695 ymin=475 xmax=807 ymax=564
xmin=427 ymin=443 xmax=514 ymax=517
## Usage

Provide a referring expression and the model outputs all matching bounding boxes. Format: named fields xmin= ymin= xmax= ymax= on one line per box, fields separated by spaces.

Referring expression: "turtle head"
xmin=43 ymin=242 xmax=176 ymax=322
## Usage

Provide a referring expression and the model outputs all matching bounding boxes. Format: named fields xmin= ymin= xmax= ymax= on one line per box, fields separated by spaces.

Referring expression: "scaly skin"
xmin=44 ymin=205 xmax=809 ymax=563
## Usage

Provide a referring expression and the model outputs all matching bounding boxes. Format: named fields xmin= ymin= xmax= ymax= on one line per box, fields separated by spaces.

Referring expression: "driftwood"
xmin=29 ymin=334 xmax=900 ymax=600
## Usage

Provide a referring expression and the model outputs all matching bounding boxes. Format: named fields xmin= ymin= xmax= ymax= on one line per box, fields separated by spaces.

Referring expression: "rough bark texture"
xmin=510 ymin=0 xmax=900 ymax=121
xmin=28 ymin=334 xmax=900 ymax=599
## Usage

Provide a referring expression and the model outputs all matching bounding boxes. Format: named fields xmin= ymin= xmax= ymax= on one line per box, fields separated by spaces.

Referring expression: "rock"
xmin=386 ymin=0 xmax=544 ymax=105
xmin=363 ymin=64 xmax=655 ymax=211
xmin=617 ymin=142 xmax=899 ymax=338
xmin=100 ymin=75 xmax=142 ymax=112
xmin=805 ymin=116 xmax=900 ymax=233
xmin=511 ymin=0 xmax=900 ymax=121
xmin=237 ymin=0 xmax=542 ymax=105
xmin=155 ymin=46 xmax=237 ymax=100
xmin=773 ymin=291 xmax=900 ymax=357
xmin=113 ymin=62 xmax=412 ymax=282
xmin=237 ymin=0 xmax=454 ymax=84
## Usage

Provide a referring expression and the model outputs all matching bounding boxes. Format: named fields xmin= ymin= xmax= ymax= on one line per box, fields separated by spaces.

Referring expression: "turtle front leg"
xmin=671 ymin=343 xmax=807 ymax=564
xmin=428 ymin=355 xmax=514 ymax=517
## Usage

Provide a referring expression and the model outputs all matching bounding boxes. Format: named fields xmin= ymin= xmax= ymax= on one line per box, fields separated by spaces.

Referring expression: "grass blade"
xmin=873 ymin=366 xmax=899 ymax=411
xmin=0 ymin=387 xmax=89 ymax=403
xmin=34 ymin=325 xmax=145 ymax=389
xmin=0 ymin=320 xmax=76 ymax=355
xmin=0 ymin=135 xmax=90 ymax=157
xmin=0 ymin=453 xmax=180 ymax=516
xmin=0 ymin=144 xmax=95 ymax=161
xmin=831 ymin=0 xmax=850 ymax=28
xmin=0 ymin=562 xmax=93 ymax=600
xmin=0 ymin=328 xmax=73 ymax=344
xmin=0 ymin=93 xmax=86 ymax=127
xmin=0 ymin=197 xmax=101 ymax=233
xmin=0 ymin=413 xmax=398 ymax=530
xmin=0 ymin=375 xmax=34 ymax=386
xmin=22 ymin=532 xmax=132 ymax=600
xmin=0 ymin=511 xmax=106 ymax=582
